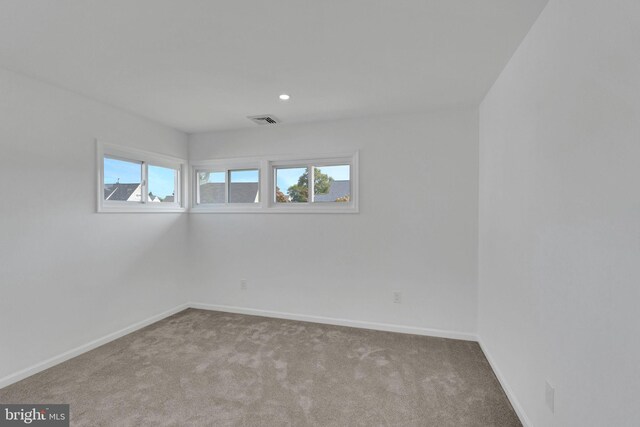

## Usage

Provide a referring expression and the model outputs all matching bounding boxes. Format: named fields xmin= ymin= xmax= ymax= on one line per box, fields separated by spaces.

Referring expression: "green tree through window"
xmin=287 ymin=168 xmax=333 ymax=202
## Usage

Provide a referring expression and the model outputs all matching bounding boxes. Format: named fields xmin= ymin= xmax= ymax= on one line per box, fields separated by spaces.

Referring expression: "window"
xmin=195 ymin=169 xmax=260 ymax=205
xmin=274 ymin=164 xmax=351 ymax=204
xmin=229 ymin=169 xmax=260 ymax=203
xmin=148 ymin=165 xmax=179 ymax=203
xmin=197 ymin=171 xmax=226 ymax=204
xmin=269 ymin=155 xmax=356 ymax=212
xmin=103 ymin=157 xmax=143 ymax=203
xmin=191 ymin=152 xmax=357 ymax=213
xmin=193 ymin=162 xmax=261 ymax=210
xmin=97 ymin=142 xmax=186 ymax=213
xmin=314 ymin=165 xmax=351 ymax=203
xmin=275 ymin=167 xmax=307 ymax=203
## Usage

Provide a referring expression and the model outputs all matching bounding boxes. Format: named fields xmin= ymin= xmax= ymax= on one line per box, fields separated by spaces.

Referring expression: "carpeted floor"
xmin=0 ymin=309 xmax=521 ymax=426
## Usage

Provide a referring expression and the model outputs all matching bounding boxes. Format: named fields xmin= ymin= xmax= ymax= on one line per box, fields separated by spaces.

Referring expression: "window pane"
xmin=148 ymin=165 xmax=178 ymax=203
xmin=198 ymin=171 xmax=225 ymax=204
xmin=275 ymin=167 xmax=308 ymax=203
xmin=229 ymin=169 xmax=259 ymax=203
xmin=103 ymin=157 xmax=142 ymax=202
xmin=313 ymin=165 xmax=351 ymax=203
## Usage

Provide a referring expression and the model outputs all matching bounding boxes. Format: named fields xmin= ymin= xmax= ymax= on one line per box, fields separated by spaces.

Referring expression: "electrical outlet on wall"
xmin=393 ymin=291 xmax=402 ymax=304
xmin=240 ymin=279 xmax=247 ymax=291
xmin=545 ymin=380 xmax=555 ymax=413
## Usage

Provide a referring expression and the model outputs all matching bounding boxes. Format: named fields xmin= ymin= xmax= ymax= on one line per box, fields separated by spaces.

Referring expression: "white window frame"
xmin=191 ymin=158 xmax=263 ymax=213
xmin=269 ymin=154 xmax=358 ymax=213
xmin=190 ymin=152 xmax=358 ymax=214
xmin=97 ymin=141 xmax=187 ymax=213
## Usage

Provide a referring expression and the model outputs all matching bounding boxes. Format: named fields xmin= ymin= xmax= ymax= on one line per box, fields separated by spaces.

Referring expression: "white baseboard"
xmin=0 ymin=303 xmax=189 ymax=390
xmin=189 ymin=302 xmax=478 ymax=342
xmin=477 ymin=337 xmax=532 ymax=427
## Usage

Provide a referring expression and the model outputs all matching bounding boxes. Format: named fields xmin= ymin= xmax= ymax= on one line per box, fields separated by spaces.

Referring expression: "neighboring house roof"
xmin=104 ymin=183 xmax=172 ymax=202
xmin=229 ymin=182 xmax=259 ymax=203
xmin=104 ymin=183 xmax=140 ymax=201
xmin=199 ymin=182 xmax=259 ymax=203
xmin=313 ymin=180 xmax=350 ymax=202
xmin=199 ymin=183 xmax=225 ymax=203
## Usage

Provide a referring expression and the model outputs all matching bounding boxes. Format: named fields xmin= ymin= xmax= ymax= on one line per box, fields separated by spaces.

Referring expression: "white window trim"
xmin=190 ymin=151 xmax=359 ymax=214
xmin=97 ymin=141 xmax=187 ymax=213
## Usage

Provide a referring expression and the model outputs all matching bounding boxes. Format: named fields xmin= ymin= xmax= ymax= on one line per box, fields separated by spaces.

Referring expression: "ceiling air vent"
xmin=247 ymin=114 xmax=280 ymax=125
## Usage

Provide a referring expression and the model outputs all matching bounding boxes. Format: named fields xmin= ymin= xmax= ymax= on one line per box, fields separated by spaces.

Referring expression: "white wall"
xmin=0 ymin=68 xmax=189 ymax=382
xmin=188 ymin=110 xmax=479 ymax=337
xmin=478 ymin=1 xmax=640 ymax=426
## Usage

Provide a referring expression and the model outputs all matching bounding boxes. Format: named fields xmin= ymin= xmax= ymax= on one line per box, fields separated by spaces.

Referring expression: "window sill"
xmin=98 ymin=205 xmax=186 ymax=213
xmin=190 ymin=205 xmax=359 ymax=214
xmin=190 ymin=205 xmax=263 ymax=214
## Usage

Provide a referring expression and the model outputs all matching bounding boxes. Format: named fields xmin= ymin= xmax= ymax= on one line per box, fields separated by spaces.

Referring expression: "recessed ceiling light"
xmin=279 ymin=94 xmax=290 ymax=101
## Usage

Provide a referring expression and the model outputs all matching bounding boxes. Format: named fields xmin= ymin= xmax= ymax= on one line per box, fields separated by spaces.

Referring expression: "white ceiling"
xmin=0 ymin=0 xmax=548 ymax=133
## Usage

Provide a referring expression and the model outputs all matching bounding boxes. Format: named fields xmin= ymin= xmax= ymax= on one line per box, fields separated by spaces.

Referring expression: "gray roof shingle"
xmin=104 ymin=183 xmax=140 ymax=201
xmin=313 ymin=180 xmax=350 ymax=202
xmin=199 ymin=182 xmax=259 ymax=203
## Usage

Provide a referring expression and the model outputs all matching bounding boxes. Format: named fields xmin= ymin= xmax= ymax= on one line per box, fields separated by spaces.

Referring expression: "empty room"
xmin=0 ymin=1 xmax=638 ymax=426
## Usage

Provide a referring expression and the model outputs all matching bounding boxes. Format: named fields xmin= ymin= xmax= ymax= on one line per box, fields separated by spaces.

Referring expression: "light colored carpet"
xmin=0 ymin=309 xmax=521 ymax=426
